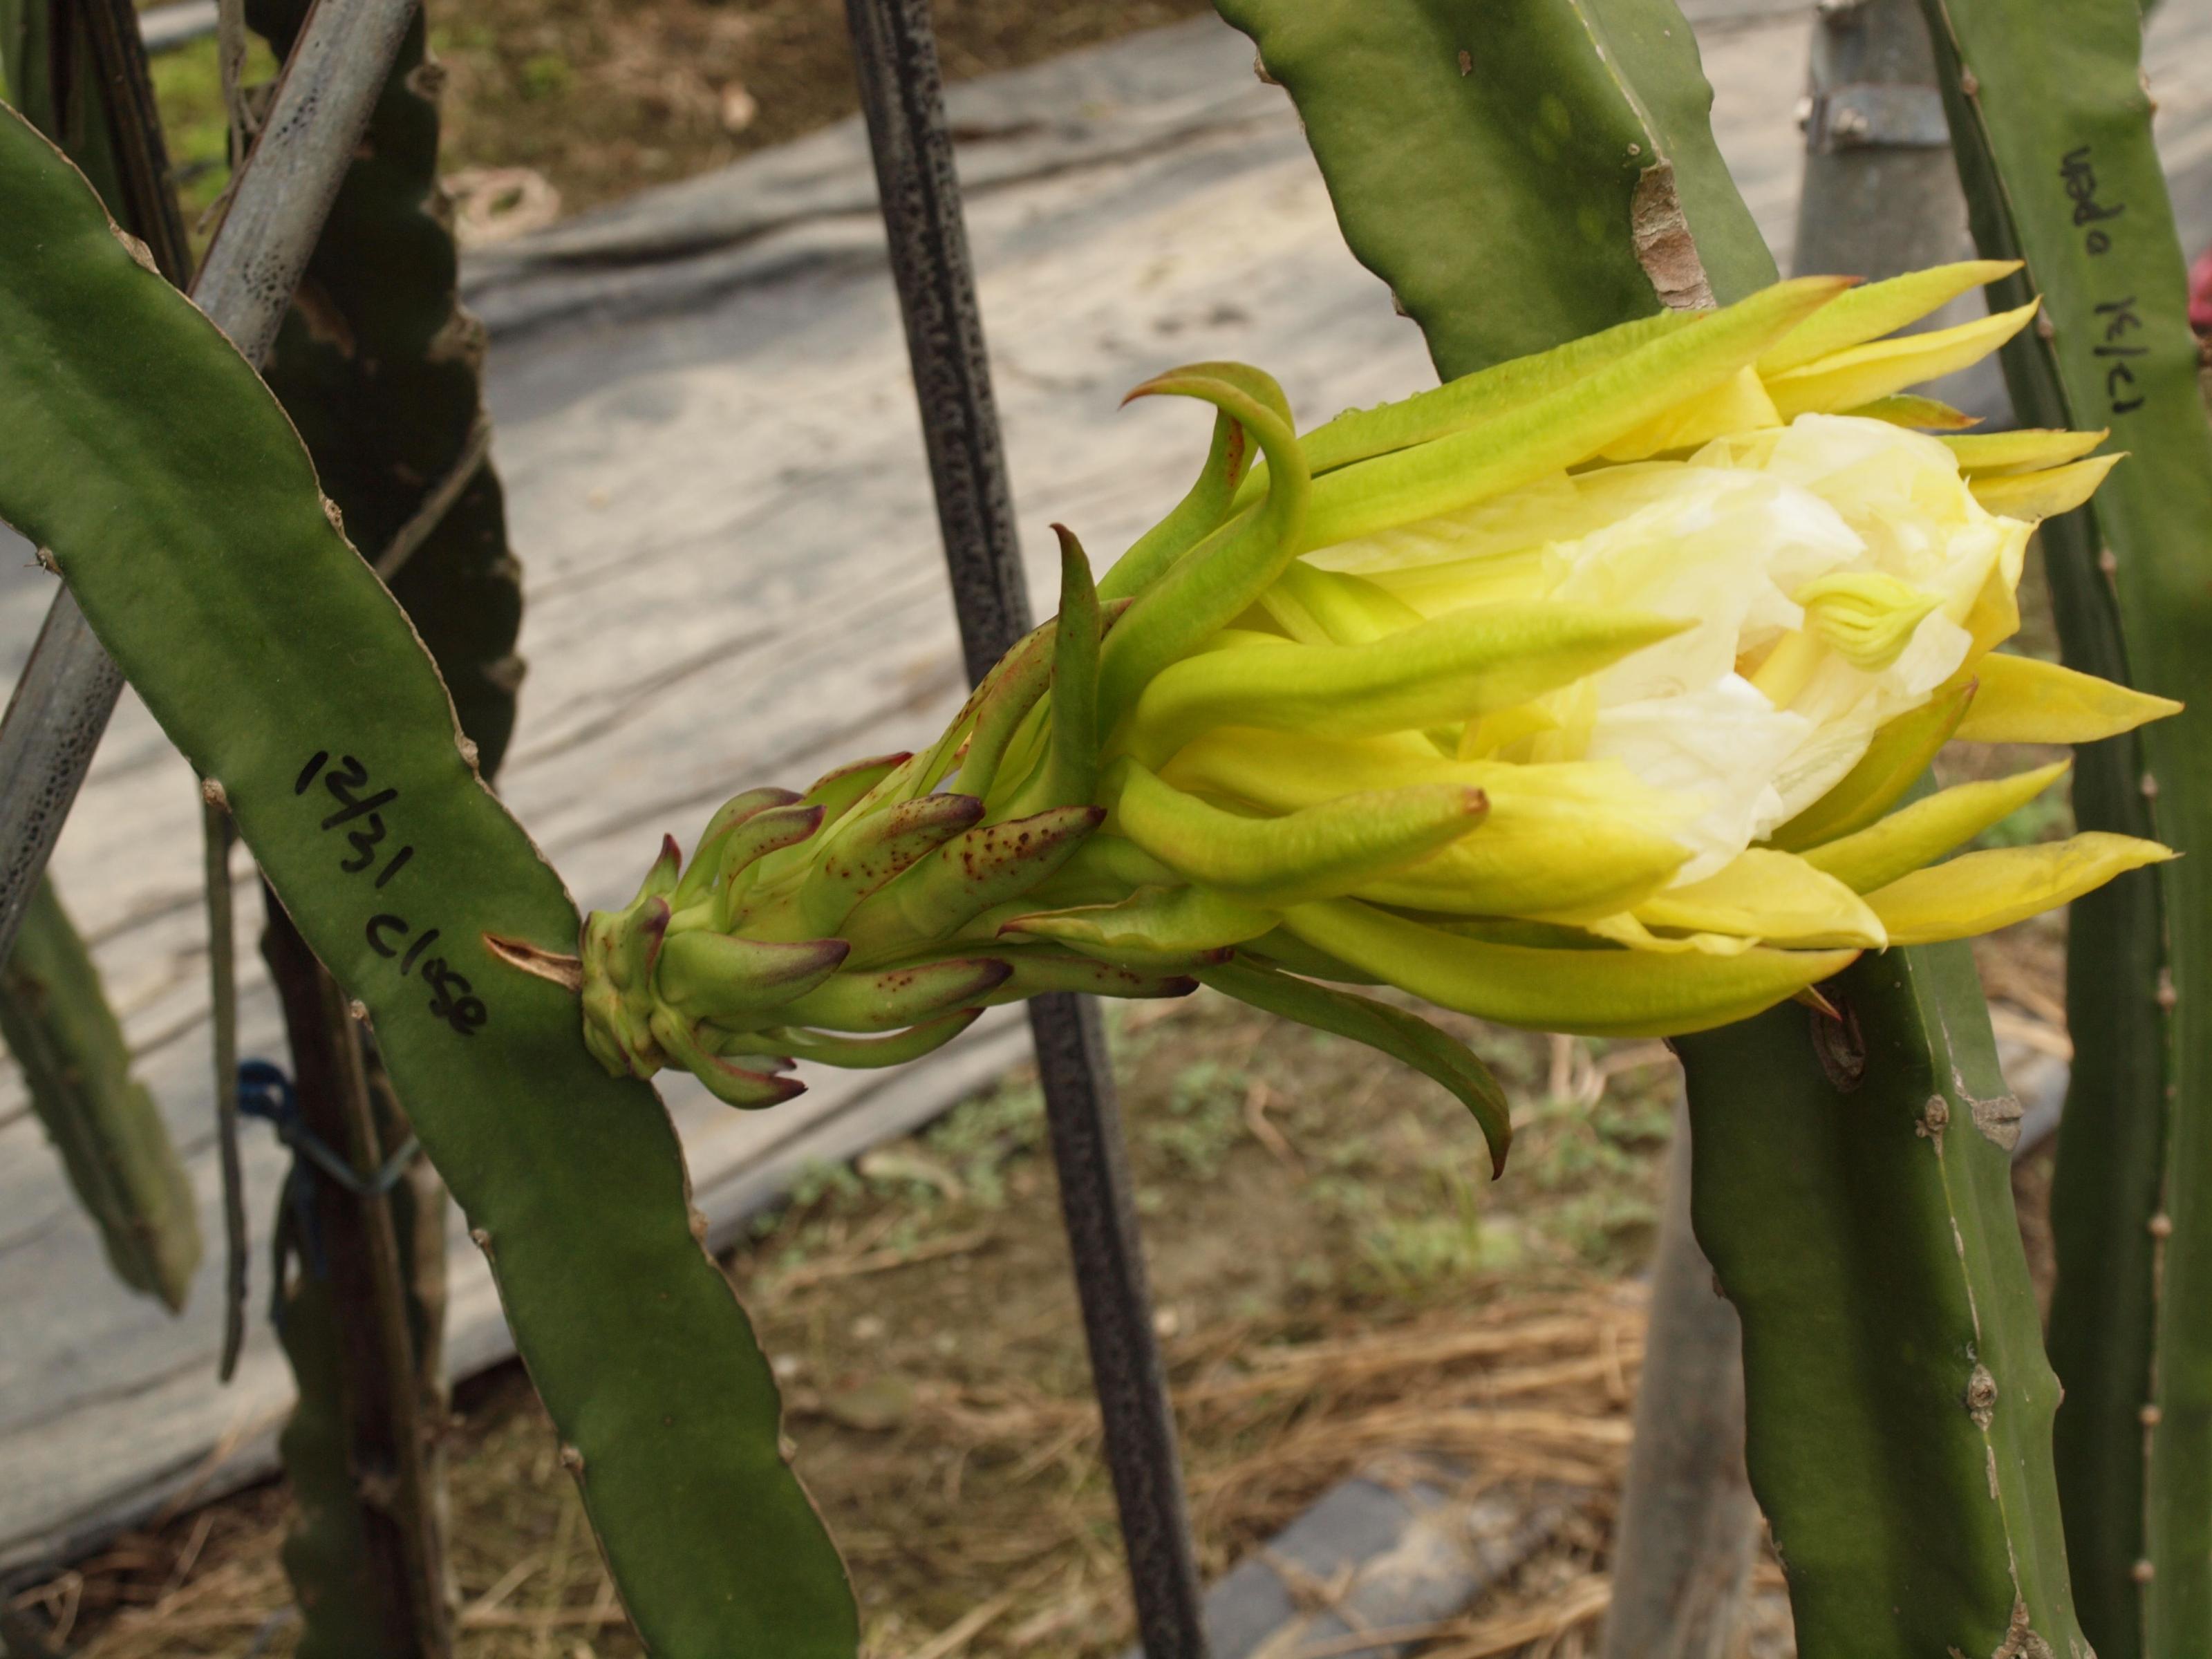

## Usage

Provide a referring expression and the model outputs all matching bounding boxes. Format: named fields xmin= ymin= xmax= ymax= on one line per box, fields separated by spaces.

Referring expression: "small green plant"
xmin=518 ymin=50 xmax=572 ymax=100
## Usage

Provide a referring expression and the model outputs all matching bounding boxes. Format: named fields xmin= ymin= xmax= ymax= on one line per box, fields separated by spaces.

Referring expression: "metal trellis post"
xmin=0 ymin=0 xmax=425 ymax=965
xmin=840 ymin=1 xmax=1211 ymax=1651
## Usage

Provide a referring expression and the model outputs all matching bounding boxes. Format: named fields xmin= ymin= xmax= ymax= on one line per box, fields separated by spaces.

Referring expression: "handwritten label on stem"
xmin=2059 ymin=144 xmax=2145 ymax=416
xmin=297 ymin=749 xmax=488 ymax=1036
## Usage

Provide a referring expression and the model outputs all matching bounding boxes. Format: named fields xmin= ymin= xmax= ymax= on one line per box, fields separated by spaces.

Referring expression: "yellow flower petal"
xmin=1163 ymin=727 xmax=1691 ymax=917
xmin=1768 ymin=679 xmax=1974 ymax=851
xmin=1953 ymin=652 xmax=2183 ymax=744
xmin=1576 ymin=913 xmax=1761 ymax=955
xmin=1756 ymin=260 xmax=2021 ymax=375
xmin=1119 ymin=601 xmax=1687 ymax=768
xmin=1302 ymin=277 xmax=1853 ymax=552
xmin=1839 ymin=393 xmax=1982 ymax=431
xmin=1801 ymin=762 xmax=2070 ymax=892
xmin=1629 ymin=847 xmax=1888 ymax=948
xmin=1763 ymin=301 xmax=2039 ymax=421
xmin=1002 ymin=884 xmax=1276 ymax=959
xmin=1281 ymin=899 xmax=1858 ymax=1038
xmin=1958 ymin=540 xmax=2028 ymax=659
xmin=1255 ymin=561 xmax=1425 ymax=645
xmin=1597 ymin=366 xmax=1781 ymax=462
xmin=1865 ymin=832 xmax=2175 ymax=944
xmin=1969 ymin=454 xmax=2123 ymax=522
xmin=1941 ymin=428 xmax=2108 ymax=476
xmin=1106 ymin=756 xmax=1486 ymax=906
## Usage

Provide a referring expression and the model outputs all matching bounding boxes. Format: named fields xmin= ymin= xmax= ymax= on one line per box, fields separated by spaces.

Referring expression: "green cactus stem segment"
xmin=1 ymin=877 xmax=200 ymax=1310
xmin=1680 ymin=947 xmax=2083 ymax=1656
xmin=1913 ymin=0 xmax=2212 ymax=1647
xmin=0 ymin=105 xmax=856 ymax=1655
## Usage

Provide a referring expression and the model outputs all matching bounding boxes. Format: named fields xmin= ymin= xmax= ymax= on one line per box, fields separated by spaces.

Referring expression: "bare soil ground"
xmin=147 ymin=0 xmax=1218 ymax=227
xmin=11 ymin=965 xmax=2063 ymax=1658
xmin=17 ymin=998 xmax=1682 ymax=1658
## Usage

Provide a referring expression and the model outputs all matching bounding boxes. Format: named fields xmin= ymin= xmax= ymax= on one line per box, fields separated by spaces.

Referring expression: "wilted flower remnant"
xmin=577 ymin=261 xmax=2175 ymax=1172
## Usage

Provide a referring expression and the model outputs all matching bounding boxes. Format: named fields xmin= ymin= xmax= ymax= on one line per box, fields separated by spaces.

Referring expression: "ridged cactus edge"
xmin=1916 ymin=0 xmax=2212 ymax=1647
xmin=1679 ymin=946 xmax=2080 ymax=1654
xmin=238 ymin=0 xmax=518 ymax=1644
xmin=0 ymin=104 xmax=856 ymax=1657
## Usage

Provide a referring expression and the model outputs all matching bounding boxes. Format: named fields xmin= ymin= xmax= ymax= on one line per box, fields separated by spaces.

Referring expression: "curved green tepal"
xmin=1214 ymin=0 xmax=1772 ymax=376
xmin=1 ymin=876 xmax=200 ymax=1310
xmin=1915 ymin=0 xmax=2212 ymax=1647
xmin=0 ymin=106 xmax=856 ymax=1657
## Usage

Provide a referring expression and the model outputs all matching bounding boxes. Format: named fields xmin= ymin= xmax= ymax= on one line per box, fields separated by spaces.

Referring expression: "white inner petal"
xmin=1304 ymin=413 xmax=2023 ymax=883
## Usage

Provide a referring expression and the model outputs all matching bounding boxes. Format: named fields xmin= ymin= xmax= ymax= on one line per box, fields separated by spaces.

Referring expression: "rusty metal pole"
xmin=839 ymin=1 xmax=1210 ymax=1651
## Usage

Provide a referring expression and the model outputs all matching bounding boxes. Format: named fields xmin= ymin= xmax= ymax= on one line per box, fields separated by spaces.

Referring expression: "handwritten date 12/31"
xmin=296 ymin=749 xmax=488 ymax=1037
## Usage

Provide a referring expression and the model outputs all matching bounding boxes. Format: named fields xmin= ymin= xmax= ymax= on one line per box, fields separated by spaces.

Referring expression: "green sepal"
xmin=720 ymin=1009 xmax=983 ymax=1069
xmin=1299 ymin=277 xmax=1849 ymax=552
xmin=1201 ymin=955 xmax=1510 ymax=1177
xmin=714 ymin=803 xmax=826 ymax=928
xmin=1096 ymin=363 xmax=1311 ymax=731
xmin=1038 ymin=525 xmax=1101 ymax=810
xmin=671 ymin=787 xmax=801 ymax=910
xmin=840 ymin=806 xmax=1105 ymax=964
xmin=980 ymin=948 xmax=1202 ymax=1002
xmin=953 ymin=618 xmax=1059 ymax=801
xmin=648 ymin=1007 xmax=804 ymax=1109
xmin=803 ymin=751 xmax=910 ymax=825
xmin=1001 ymin=883 xmax=1277 ymax=959
xmin=1106 ymin=756 xmax=1487 ymax=907
xmin=767 ymin=957 xmax=1015 ymax=1033
xmin=653 ymin=930 xmax=850 ymax=1023
xmin=579 ymin=892 xmax=671 ymax=1078
xmin=780 ymin=793 xmax=984 ymax=940
xmin=1121 ymin=599 xmax=1688 ymax=768
xmin=1098 ymin=394 xmax=1256 ymax=603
